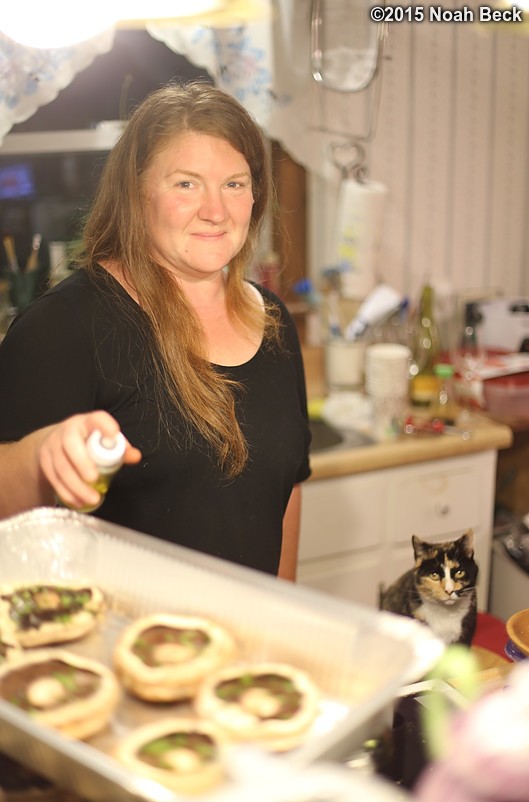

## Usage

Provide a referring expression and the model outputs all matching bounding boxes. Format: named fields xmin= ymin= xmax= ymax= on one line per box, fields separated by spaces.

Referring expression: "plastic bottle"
xmin=410 ymin=284 xmax=441 ymax=408
xmin=431 ymin=363 xmax=460 ymax=425
xmin=61 ymin=430 xmax=126 ymax=513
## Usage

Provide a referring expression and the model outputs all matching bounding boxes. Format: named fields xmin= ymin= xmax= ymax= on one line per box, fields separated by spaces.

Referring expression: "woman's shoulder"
xmin=47 ymin=264 xmax=114 ymax=300
xmin=27 ymin=266 xmax=99 ymax=306
xmin=38 ymin=265 xmax=136 ymax=315
xmin=6 ymin=267 xmax=126 ymax=341
xmin=249 ymin=281 xmax=301 ymax=349
xmin=248 ymin=281 xmax=292 ymax=321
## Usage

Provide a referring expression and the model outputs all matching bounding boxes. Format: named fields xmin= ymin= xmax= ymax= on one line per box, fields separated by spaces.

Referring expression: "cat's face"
xmin=411 ymin=531 xmax=478 ymax=605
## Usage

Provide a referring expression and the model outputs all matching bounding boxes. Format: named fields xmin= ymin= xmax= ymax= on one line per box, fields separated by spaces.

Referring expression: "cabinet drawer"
xmin=300 ymin=472 xmax=385 ymax=560
xmin=387 ymin=464 xmax=480 ymax=543
xmin=297 ymin=551 xmax=381 ymax=608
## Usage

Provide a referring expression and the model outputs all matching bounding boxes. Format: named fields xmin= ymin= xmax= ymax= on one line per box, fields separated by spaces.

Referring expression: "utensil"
xmin=403 ymin=416 xmax=472 ymax=440
xmin=26 ymin=233 xmax=42 ymax=272
xmin=2 ymin=235 xmax=18 ymax=273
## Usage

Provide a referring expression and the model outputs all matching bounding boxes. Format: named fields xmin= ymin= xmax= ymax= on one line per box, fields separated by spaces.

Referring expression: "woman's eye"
xmin=176 ymin=180 xmax=193 ymax=189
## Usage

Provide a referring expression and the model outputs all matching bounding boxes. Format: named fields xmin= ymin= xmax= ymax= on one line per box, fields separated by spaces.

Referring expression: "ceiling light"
xmin=0 ymin=1 xmax=268 ymax=50
xmin=141 ymin=0 xmax=271 ymax=29
xmin=118 ymin=0 xmax=226 ymax=21
xmin=0 ymin=5 xmax=118 ymax=49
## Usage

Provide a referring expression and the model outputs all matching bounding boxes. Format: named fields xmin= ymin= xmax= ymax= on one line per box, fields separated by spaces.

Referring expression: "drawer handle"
xmin=435 ymin=503 xmax=450 ymax=517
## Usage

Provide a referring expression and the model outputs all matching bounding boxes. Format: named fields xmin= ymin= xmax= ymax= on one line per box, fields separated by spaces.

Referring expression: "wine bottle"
xmin=410 ymin=284 xmax=440 ymax=408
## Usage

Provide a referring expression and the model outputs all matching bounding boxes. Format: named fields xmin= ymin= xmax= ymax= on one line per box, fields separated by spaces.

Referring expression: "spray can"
xmin=84 ymin=430 xmax=126 ymax=511
xmin=60 ymin=430 xmax=126 ymax=513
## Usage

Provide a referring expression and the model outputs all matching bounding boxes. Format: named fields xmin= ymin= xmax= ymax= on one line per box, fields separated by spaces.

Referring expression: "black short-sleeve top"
xmin=0 ymin=266 xmax=311 ymax=574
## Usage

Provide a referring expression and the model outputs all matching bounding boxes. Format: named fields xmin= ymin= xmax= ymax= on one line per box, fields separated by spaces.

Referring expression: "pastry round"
xmin=0 ymin=648 xmax=120 ymax=740
xmin=113 ymin=613 xmax=237 ymax=702
xmin=0 ymin=583 xmax=105 ymax=648
xmin=114 ymin=717 xmax=227 ymax=794
xmin=194 ymin=662 xmax=320 ymax=751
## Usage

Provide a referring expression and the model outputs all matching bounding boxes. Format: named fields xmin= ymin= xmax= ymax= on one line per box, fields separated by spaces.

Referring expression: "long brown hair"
xmin=80 ymin=80 xmax=280 ymax=478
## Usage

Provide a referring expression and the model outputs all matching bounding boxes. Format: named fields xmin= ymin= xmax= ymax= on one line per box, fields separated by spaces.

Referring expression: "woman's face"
xmin=143 ymin=131 xmax=254 ymax=282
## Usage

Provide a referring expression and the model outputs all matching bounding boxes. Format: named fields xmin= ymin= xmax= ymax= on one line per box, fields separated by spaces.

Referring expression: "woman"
xmin=0 ymin=81 xmax=311 ymax=580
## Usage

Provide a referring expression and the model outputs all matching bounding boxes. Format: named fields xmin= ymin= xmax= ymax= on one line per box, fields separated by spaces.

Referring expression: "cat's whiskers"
xmin=457 ymin=586 xmax=476 ymax=597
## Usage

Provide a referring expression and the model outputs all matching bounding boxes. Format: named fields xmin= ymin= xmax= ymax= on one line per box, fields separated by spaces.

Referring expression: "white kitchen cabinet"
xmin=296 ymin=550 xmax=382 ymax=608
xmin=298 ymin=450 xmax=497 ymax=611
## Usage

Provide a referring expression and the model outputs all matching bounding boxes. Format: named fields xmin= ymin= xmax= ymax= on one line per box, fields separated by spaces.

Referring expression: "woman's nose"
xmin=199 ymin=189 xmax=227 ymax=222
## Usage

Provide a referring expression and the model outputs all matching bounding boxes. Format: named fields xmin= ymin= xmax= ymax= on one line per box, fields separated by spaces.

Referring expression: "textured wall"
xmin=308 ymin=1 xmax=529 ymax=306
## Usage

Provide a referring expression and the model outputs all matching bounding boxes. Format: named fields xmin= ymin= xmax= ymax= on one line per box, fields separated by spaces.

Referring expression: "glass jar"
xmin=431 ymin=363 xmax=460 ymax=425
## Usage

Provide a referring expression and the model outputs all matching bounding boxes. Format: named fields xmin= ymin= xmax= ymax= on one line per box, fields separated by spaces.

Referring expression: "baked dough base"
xmin=0 ymin=648 xmax=120 ymax=740
xmin=113 ymin=613 xmax=237 ymax=702
xmin=114 ymin=717 xmax=227 ymax=794
xmin=0 ymin=583 xmax=105 ymax=648
xmin=194 ymin=661 xmax=320 ymax=752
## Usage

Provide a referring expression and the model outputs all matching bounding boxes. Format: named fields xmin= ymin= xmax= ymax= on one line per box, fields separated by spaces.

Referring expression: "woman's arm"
xmin=0 ymin=428 xmax=56 ymax=515
xmin=0 ymin=412 xmax=141 ymax=518
xmin=278 ymin=484 xmax=302 ymax=582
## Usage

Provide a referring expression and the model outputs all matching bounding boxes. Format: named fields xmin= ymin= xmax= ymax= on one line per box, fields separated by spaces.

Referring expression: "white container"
xmin=489 ymin=538 xmax=529 ymax=622
xmin=324 ymin=338 xmax=366 ymax=391
xmin=364 ymin=343 xmax=411 ymax=391
xmin=333 ymin=180 xmax=388 ymax=301
xmin=364 ymin=343 xmax=411 ymax=440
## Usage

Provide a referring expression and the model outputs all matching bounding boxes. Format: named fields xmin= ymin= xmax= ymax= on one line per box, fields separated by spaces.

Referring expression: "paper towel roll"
xmin=333 ymin=179 xmax=388 ymax=300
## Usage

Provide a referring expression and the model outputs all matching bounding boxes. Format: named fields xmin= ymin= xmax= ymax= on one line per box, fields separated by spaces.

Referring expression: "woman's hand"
xmin=38 ymin=411 xmax=142 ymax=510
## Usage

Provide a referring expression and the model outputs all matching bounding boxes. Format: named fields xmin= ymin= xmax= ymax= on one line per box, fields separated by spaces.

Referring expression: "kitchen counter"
xmin=302 ymin=346 xmax=513 ymax=481
xmin=310 ymin=413 xmax=513 ymax=481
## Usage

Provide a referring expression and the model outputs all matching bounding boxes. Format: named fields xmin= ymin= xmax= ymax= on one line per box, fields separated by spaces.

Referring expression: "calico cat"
xmin=379 ymin=531 xmax=478 ymax=645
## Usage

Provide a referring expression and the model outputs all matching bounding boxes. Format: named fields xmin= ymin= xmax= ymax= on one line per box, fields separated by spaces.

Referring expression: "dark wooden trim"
xmin=271 ymin=141 xmax=307 ymax=302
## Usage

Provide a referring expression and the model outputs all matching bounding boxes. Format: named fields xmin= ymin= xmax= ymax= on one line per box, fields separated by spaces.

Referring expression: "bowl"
xmin=483 ymin=372 xmax=529 ymax=419
xmin=506 ymin=608 xmax=529 ymax=657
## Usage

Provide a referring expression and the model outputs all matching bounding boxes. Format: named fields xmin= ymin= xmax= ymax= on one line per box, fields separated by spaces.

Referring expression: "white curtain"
xmin=0 ymin=28 xmax=115 ymax=144
xmin=0 ymin=1 xmax=380 ymax=184
xmin=148 ymin=0 xmax=365 ymax=183
xmin=148 ymin=1 xmax=383 ymax=185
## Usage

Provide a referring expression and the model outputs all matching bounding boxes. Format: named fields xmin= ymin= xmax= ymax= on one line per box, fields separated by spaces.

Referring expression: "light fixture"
xmin=0 ymin=4 xmax=118 ymax=49
xmin=118 ymin=0 xmax=227 ymax=22
xmin=120 ymin=0 xmax=271 ymax=30
xmin=0 ymin=1 xmax=269 ymax=49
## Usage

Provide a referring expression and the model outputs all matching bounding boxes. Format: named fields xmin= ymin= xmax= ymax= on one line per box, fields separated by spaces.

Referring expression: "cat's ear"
xmin=458 ymin=529 xmax=474 ymax=555
xmin=412 ymin=534 xmax=427 ymax=559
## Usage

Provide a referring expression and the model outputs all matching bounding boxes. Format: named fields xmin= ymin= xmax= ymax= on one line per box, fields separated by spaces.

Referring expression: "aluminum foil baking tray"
xmin=0 ymin=508 xmax=443 ymax=801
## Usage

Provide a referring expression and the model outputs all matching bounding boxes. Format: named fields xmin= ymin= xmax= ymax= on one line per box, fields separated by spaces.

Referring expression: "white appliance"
xmin=478 ymin=298 xmax=529 ymax=352
xmin=489 ymin=538 xmax=529 ymax=622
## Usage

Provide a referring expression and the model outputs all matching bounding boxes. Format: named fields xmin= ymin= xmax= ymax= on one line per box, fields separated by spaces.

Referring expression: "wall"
xmin=308 ymin=1 xmax=529 ymax=306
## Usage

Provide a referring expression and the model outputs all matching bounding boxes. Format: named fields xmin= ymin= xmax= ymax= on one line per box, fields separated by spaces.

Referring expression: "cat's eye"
xmin=429 ymin=571 xmax=441 ymax=579
xmin=454 ymin=570 xmax=465 ymax=579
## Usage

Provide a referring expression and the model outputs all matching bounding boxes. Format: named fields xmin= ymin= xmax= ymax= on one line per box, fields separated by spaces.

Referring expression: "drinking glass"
xmin=450 ymin=303 xmax=486 ymax=410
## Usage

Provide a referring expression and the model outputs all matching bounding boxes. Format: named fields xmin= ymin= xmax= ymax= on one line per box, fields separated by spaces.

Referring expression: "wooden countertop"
xmin=309 ymin=415 xmax=513 ymax=480
xmin=303 ymin=346 xmax=513 ymax=481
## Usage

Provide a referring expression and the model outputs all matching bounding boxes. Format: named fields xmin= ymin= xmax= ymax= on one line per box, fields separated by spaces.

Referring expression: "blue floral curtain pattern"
xmin=146 ymin=21 xmax=281 ymax=126
xmin=0 ymin=28 xmax=115 ymax=144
